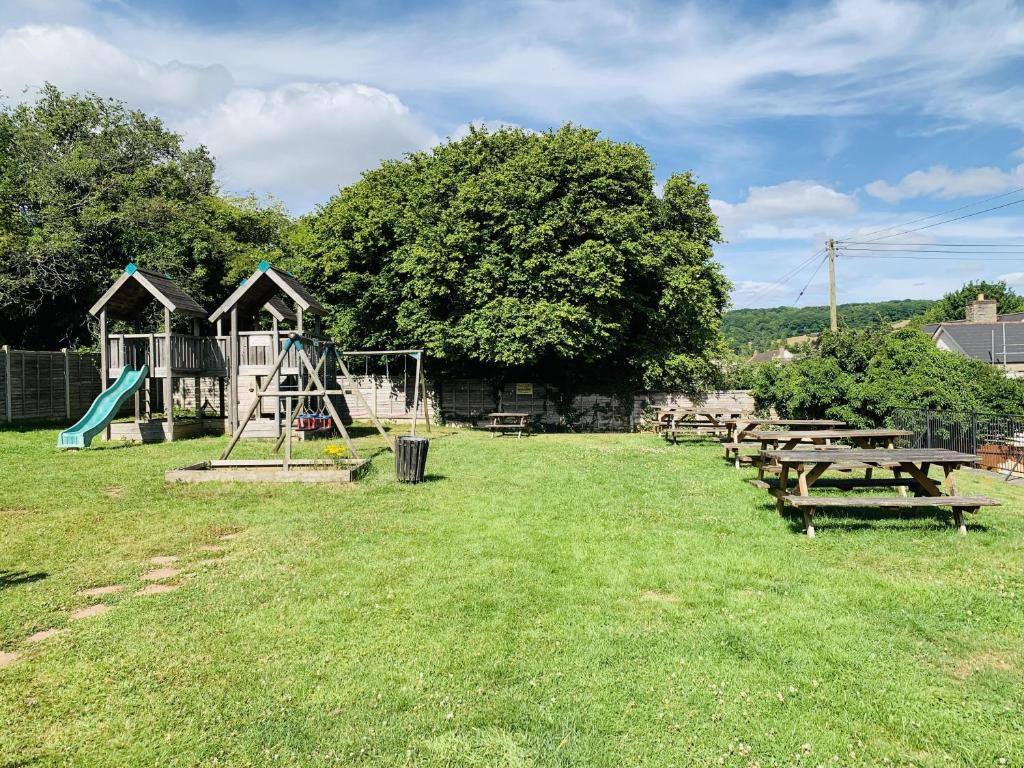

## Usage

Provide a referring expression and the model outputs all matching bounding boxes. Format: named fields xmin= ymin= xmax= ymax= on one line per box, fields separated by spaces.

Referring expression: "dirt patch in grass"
xmin=150 ymin=556 xmax=179 ymax=565
xmin=25 ymin=628 xmax=64 ymax=643
xmin=103 ymin=487 xmax=124 ymax=498
xmin=0 ymin=650 xmax=20 ymax=668
xmin=137 ymin=583 xmax=180 ymax=596
xmin=641 ymin=590 xmax=680 ymax=604
xmin=77 ymin=585 xmax=124 ymax=597
xmin=70 ymin=604 xmax=110 ymax=621
xmin=0 ymin=507 xmax=34 ymax=517
xmin=141 ymin=567 xmax=180 ymax=581
xmin=953 ymin=650 xmax=1015 ymax=680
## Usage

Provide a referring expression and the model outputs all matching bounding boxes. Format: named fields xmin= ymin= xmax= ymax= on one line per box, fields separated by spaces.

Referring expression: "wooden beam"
xmin=164 ymin=307 xmax=174 ymax=441
xmin=333 ymin=351 xmax=393 ymax=451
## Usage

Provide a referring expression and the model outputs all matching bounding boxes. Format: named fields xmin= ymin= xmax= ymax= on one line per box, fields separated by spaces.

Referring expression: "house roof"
xmin=934 ymin=323 xmax=1024 ymax=363
xmin=89 ymin=264 xmax=208 ymax=320
xmin=209 ymin=261 xmax=325 ymax=323
xmin=749 ymin=348 xmax=795 ymax=363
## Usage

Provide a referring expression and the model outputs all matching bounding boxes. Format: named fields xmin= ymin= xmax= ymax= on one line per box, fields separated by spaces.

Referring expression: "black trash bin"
xmin=395 ymin=435 xmax=429 ymax=483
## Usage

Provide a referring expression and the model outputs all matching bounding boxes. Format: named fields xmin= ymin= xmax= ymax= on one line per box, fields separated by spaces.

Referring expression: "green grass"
xmin=1 ymin=426 xmax=1022 ymax=767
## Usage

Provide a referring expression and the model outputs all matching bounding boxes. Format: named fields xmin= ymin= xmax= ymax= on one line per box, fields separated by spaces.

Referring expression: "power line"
xmin=841 ymin=247 xmax=1024 ymax=255
xmin=846 ymin=185 xmax=1024 ymax=242
xmin=839 ymin=241 xmax=1024 ymax=248
xmin=792 ymin=253 xmax=829 ymax=306
xmin=855 ymin=196 xmax=1024 ymax=243
xmin=840 ymin=253 xmax=1024 ymax=262
xmin=732 ymin=248 xmax=825 ymax=310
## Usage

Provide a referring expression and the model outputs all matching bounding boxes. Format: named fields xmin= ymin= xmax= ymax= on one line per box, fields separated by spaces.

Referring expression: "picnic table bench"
xmin=721 ymin=419 xmax=846 ymax=467
xmin=484 ymin=412 xmax=531 ymax=438
xmin=662 ymin=409 xmax=745 ymax=442
xmin=763 ymin=448 xmax=1000 ymax=537
xmin=749 ymin=428 xmax=913 ymax=478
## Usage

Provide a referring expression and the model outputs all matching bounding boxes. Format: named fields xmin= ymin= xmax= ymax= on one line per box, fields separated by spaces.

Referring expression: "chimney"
xmin=966 ymin=293 xmax=997 ymax=323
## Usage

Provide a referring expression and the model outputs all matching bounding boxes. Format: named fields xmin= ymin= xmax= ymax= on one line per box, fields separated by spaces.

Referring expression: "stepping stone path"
xmin=78 ymin=585 xmax=124 ymax=597
xmin=137 ymin=583 xmax=180 ymax=596
xmin=141 ymin=567 xmax=180 ymax=581
xmin=25 ymin=628 xmax=64 ymax=643
xmin=150 ymin=556 xmax=179 ymax=565
xmin=70 ymin=604 xmax=109 ymax=621
xmin=0 ymin=650 xmax=20 ymax=668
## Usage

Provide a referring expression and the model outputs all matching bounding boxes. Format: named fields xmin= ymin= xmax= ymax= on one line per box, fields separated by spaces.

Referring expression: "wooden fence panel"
xmin=1 ymin=348 xmax=100 ymax=423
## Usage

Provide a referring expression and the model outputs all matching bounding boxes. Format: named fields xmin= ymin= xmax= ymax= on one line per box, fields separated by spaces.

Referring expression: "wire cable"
xmin=850 ymin=196 xmax=1024 ymax=243
xmin=845 ymin=185 xmax=1024 ymax=242
xmin=732 ymin=248 xmax=826 ymax=310
xmin=791 ymin=253 xmax=829 ymax=306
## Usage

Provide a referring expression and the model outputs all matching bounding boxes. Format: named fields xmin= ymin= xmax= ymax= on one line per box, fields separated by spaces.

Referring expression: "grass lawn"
xmin=1 ymin=426 xmax=1022 ymax=767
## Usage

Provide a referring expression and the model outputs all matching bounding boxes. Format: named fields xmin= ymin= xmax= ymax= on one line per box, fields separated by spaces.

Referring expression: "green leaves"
xmin=0 ymin=86 xmax=293 ymax=347
xmin=295 ymin=123 xmax=730 ymax=392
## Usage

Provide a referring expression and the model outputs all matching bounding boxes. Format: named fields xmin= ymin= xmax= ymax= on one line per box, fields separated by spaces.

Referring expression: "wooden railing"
xmin=107 ymin=331 xmax=332 ymax=376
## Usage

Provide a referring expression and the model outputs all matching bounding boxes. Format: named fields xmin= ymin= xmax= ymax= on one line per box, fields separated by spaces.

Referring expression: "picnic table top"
xmin=727 ymin=418 xmax=845 ymax=427
xmin=750 ymin=428 xmax=913 ymax=440
xmin=487 ymin=412 xmax=530 ymax=418
xmin=766 ymin=448 xmax=978 ymax=464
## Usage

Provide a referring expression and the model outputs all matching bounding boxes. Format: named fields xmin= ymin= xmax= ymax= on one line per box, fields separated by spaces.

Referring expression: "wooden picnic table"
xmin=484 ymin=412 xmax=530 ymax=438
xmin=662 ymin=409 xmax=746 ymax=442
xmin=721 ymin=418 xmax=847 ymax=467
xmin=763 ymin=448 xmax=999 ymax=537
xmin=749 ymin=428 xmax=913 ymax=477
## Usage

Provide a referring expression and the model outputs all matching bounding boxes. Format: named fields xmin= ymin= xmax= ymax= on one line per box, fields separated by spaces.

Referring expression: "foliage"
xmin=293 ymin=124 xmax=730 ymax=394
xmin=753 ymin=327 xmax=1024 ymax=424
xmin=921 ymin=280 xmax=1024 ymax=323
xmin=0 ymin=86 xmax=292 ymax=347
xmin=723 ymin=299 xmax=933 ymax=352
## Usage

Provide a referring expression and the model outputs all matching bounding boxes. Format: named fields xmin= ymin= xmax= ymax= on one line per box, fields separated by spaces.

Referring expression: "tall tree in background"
xmin=922 ymin=280 xmax=1024 ymax=323
xmin=294 ymin=125 xmax=730 ymax=394
xmin=0 ymin=85 xmax=290 ymax=348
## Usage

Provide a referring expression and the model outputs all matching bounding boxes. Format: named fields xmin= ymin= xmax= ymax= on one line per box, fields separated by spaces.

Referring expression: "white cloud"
xmin=865 ymin=164 xmax=1024 ymax=203
xmin=712 ymin=181 xmax=857 ymax=241
xmin=999 ymin=272 xmax=1024 ymax=286
xmin=729 ymin=279 xmax=792 ymax=307
xmin=0 ymin=25 xmax=232 ymax=111
xmin=179 ymin=82 xmax=438 ymax=210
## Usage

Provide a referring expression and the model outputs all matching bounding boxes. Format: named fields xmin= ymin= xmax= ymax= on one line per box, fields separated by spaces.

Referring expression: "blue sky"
xmin=4 ymin=0 xmax=1024 ymax=308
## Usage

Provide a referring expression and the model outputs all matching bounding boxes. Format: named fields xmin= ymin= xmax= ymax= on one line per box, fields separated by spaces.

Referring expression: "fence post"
xmin=971 ymin=411 xmax=978 ymax=455
xmin=925 ymin=413 xmax=932 ymax=448
xmin=62 ymin=348 xmax=72 ymax=421
xmin=2 ymin=344 xmax=10 ymax=423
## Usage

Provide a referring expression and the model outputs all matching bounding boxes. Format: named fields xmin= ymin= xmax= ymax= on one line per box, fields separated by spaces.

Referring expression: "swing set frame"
xmin=165 ymin=336 xmax=430 ymax=484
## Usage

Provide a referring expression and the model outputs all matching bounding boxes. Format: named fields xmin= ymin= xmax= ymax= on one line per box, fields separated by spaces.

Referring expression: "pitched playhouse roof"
xmin=264 ymin=296 xmax=298 ymax=323
xmin=89 ymin=264 xmax=208 ymax=320
xmin=209 ymin=261 xmax=324 ymax=323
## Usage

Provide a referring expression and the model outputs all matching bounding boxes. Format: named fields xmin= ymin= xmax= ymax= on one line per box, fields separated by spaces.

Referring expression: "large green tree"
xmin=294 ymin=124 xmax=730 ymax=393
xmin=0 ymin=85 xmax=290 ymax=348
xmin=922 ymin=280 xmax=1024 ymax=324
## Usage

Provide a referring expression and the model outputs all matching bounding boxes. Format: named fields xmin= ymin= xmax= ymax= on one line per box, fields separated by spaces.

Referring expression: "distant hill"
xmin=724 ymin=299 xmax=935 ymax=352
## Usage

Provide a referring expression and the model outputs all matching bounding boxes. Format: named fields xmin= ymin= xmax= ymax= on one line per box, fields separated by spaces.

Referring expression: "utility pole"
xmin=827 ymin=238 xmax=838 ymax=331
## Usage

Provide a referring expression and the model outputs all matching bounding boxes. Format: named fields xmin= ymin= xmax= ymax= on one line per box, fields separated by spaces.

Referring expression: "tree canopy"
xmin=723 ymin=299 xmax=934 ymax=352
xmin=922 ymin=280 xmax=1024 ymax=324
xmin=0 ymin=85 xmax=291 ymax=348
xmin=294 ymin=124 xmax=730 ymax=392
xmin=752 ymin=327 xmax=1024 ymax=424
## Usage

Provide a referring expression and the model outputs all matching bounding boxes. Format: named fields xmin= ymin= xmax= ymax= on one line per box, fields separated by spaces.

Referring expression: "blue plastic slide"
xmin=57 ymin=365 xmax=149 ymax=449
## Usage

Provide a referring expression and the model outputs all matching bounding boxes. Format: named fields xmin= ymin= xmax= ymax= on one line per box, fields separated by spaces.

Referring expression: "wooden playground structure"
xmin=73 ymin=261 xmax=429 ymax=481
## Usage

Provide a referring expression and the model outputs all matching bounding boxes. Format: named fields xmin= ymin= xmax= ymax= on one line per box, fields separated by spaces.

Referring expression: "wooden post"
xmin=99 ymin=309 xmax=108 ymax=438
xmin=410 ymin=352 xmax=422 ymax=436
xmin=164 ymin=307 xmax=174 ymax=441
xmin=419 ymin=357 xmax=431 ymax=434
xmin=62 ymin=348 xmax=71 ymax=421
xmin=296 ymin=307 xmax=304 ymax=335
xmin=284 ymin=395 xmax=292 ymax=470
xmin=272 ymin=315 xmax=281 ymax=437
xmin=193 ymin=318 xmax=202 ymax=420
xmin=827 ymin=238 xmax=838 ymax=332
xmin=3 ymin=344 xmax=12 ymax=423
xmin=229 ymin=306 xmax=239 ymax=432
